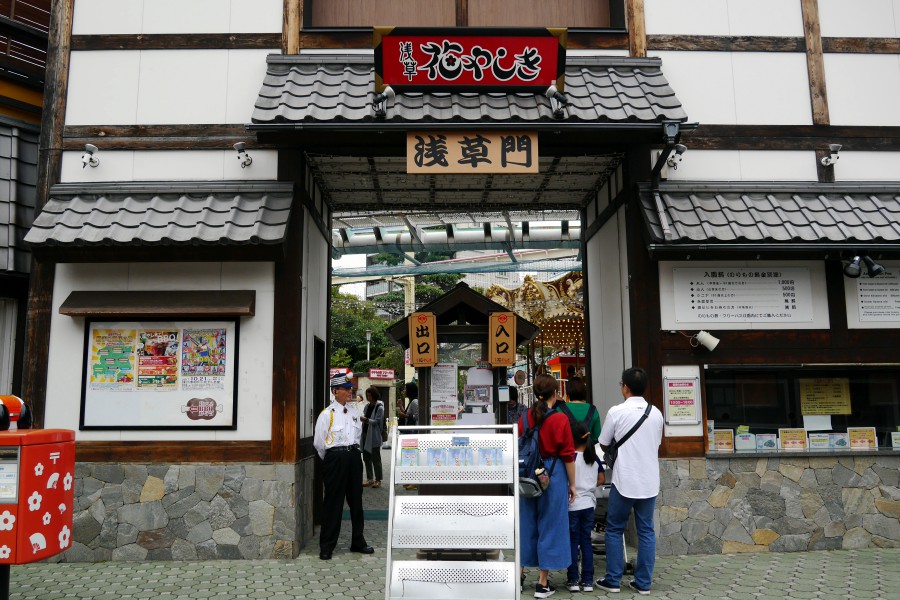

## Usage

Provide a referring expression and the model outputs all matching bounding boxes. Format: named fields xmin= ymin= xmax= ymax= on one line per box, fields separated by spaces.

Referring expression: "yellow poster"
xmin=488 ymin=312 xmax=516 ymax=367
xmin=408 ymin=312 xmax=438 ymax=367
xmin=779 ymin=428 xmax=809 ymax=451
xmin=90 ymin=329 xmax=136 ymax=390
xmin=847 ymin=427 xmax=877 ymax=450
xmin=800 ymin=378 xmax=851 ymax=415
xmin=713 ymin=429 xmax=734 ymax=452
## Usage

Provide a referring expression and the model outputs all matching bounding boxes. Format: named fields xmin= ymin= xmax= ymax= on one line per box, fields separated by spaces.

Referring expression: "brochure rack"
xmin=385 ymin=424 xmax=520 ymax=600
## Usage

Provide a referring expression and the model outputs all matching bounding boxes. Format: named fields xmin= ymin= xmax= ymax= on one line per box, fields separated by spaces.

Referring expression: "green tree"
xmin=330 ymin=288 xmax=391 ymax=364
xmin=330 ymin=348 xmax=353 ymax=368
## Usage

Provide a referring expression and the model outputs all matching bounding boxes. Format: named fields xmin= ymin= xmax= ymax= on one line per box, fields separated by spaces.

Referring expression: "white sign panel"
xmin=673 ymin=267 xmax=813 ymax=325
xmin=430 ymin=363 xmax=459 ymax=404
xmin=856 ymin=267 xmax=900 ymax=322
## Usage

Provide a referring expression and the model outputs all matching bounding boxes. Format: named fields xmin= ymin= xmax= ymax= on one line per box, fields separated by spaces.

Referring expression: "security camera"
xmin=233 ymin=142 xmax=252 ymax=168
xmin=821 ymin=143 xmax=841 ymax=167
xmin=666 ymin=144 xmax=687 ymax=169
xmin=81 ymin=143 xmax=99 ymax=168
xmin=829 ymin=144 xmax=842 ymax=154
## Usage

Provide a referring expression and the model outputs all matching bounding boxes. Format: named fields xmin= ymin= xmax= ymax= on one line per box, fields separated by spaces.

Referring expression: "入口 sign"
xmin=488 ymin=312 xmax=516 ymax=367
xmin=407 ymin=131 xmax=538 ymax=174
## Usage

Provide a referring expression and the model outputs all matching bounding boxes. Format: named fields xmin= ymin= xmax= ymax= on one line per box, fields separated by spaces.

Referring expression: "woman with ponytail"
xmin=519 ymin=374 xmax=576 ymax=598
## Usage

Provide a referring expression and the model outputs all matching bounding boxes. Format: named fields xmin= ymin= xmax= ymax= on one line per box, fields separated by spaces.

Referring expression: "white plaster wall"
xmin=585 ymin=210 xmax=629 ymax=421
xmin=832 ymin=151 xmax=900 ymax=180
xmin=652 ymin=52 xmax=812 ymax=125
xmin=72 ymin=0 xmax=282 ymax=35
xmin=44 ymin=262 xmax=275 ymax=441
xmin=65 ymin=49 xmax=274 ymax=126
xmin=662 ymin=150 xmax=819 ymax=181
xmin=819 ymin=0 xmax=900 ymax=38
xmin=824 ymin=54 xmax=900 ymax=127
xmin=645 ymin=0 xmax=803 ymax=36
xmin=301 ymin=209 xmax=331 ymax=438
xmin=59 ymin=150 xmax=278 ymax=182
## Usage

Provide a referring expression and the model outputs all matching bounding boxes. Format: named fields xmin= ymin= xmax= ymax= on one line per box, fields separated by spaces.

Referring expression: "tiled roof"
xmin=640 ymin=183 xmax=900 ymax=248
xmin=252 ymin=53 xmax=688 ymax=125
xmin=0 ymin=121 xmax=39 ymax=274
xmin=25 ymin=182 xmax=293 ymax=248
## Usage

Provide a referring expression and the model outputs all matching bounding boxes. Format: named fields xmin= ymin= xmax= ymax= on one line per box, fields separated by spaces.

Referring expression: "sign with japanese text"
xmin=799 ymin=378 xmax=851 ymax=415
xmin=369 ymin=368 xmax=395 ymax=380
xmin=847 ymin=427 xmax=877 ymax=450
xmin=408 ymin=312 xmax=438 ymax=367
xmin=854 ymin=266 xmax=900 ymax=322
xmin=713 ymin=429 xmax=734 ymax=452
xmin=663 ymin=377 xmax=700 ymax=425
xmin=375 ymin=27 xmax=566 ymax=93
xmin=488 ymin=312 xmax=516 ymax=367
xmin=778 ymin=428 xmax=809 ymax=451
xmin=673 ymin=267 xmax=814 ymax=325
xmin=407 ymin=131 xmax=538 ymax=174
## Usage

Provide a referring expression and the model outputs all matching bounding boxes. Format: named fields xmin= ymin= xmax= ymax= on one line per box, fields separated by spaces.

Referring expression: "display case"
xmin=385 ymin=425 xmax=520 ymax=600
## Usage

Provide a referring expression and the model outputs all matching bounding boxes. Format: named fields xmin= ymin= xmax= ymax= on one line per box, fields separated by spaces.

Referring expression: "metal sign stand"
xmin=384 ymin=424 xmax=520 ymax=600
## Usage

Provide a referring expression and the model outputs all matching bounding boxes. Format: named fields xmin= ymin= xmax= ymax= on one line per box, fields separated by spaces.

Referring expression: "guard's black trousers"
xmin=320 ymin=448 xmax=366 ymax=553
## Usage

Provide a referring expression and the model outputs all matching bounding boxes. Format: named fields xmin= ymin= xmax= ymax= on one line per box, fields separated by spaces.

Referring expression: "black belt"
xmin=327 ymin=444 xmax=359 ymax=453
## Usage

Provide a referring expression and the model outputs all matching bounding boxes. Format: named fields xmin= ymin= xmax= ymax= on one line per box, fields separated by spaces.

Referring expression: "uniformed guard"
xmin=313 ymin=372 xmax=374 ymax=560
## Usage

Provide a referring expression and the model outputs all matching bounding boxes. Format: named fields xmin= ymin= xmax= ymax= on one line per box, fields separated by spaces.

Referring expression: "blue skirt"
xmin=519 ymin=458 xmax=571 ymax=570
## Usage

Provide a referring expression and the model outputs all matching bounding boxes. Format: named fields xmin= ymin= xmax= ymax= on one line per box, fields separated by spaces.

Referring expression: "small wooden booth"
xmin=386 ymin=283 xmax=538 ymax=426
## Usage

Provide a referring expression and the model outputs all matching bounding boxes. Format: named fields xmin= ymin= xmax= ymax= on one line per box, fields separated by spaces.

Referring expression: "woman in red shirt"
xmin=519 ymin=374 xmax=576 ymax=598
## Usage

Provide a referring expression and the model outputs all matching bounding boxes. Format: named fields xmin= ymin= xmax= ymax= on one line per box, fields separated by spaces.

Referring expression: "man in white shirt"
xmin=596 ymin=367 xmax=664 ymax=595
xmin=313 ymin=373 xmax=374 ymax=560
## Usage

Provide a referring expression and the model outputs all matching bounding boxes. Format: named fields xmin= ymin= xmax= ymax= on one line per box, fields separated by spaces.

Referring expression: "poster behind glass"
xmin=81 ymin=320 xmax=238 ymax=429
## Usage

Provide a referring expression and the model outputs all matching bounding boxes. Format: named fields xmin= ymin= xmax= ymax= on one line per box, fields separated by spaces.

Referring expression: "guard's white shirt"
xmin=598 ymin=396 xmax=664 ymax=499
xmin=313 ymin=400 xmax=363 ymax=460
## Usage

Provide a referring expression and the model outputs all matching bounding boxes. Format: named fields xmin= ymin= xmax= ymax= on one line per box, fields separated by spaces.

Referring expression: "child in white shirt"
xmin=566 ymin=421 xmax=606 ymax=592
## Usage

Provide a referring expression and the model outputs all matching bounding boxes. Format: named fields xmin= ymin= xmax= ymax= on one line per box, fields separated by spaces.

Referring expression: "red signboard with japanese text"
xmin=375 ymin=27 xmax=566 ymax=93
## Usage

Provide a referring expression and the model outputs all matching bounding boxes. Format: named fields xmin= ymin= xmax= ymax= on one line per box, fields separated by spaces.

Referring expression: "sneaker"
xmin=534 ymin=582 xmax=556 ymax=598
xmin=595 ymin=579 xmax=620 ymax=593
xmin=581 ymin=582 xmax=594 ymax=592
xmin=566 ymin=581 xmax=581 ymax=592
xmin=628 ymin=581 xmax=650 ymax=595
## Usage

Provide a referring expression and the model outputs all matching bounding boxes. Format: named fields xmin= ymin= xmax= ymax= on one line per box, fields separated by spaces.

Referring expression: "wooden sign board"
xmin=408 ymin=312 xmax=438 ymax=367
xmin=407 ymin=131 xmax=538 ymax=174
xmin=488 ymin=312 xmax=516 ymax=367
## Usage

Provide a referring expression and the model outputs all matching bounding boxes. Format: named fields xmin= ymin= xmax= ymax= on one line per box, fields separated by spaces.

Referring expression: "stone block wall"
xmin=655 ymin=454 xmax=900 ymax=555
xmin=59 ymin=459 xmax=317 ymax=561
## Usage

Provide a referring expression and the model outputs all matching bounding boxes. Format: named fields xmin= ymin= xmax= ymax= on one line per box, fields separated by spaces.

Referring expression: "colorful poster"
xmin=90 ymin=329 xmax=136 ymax=390
xmin=847 ymin=427 xmax=877 ymax=450
xmin=181 ymin=329 xmax=227 ymax=390
xmin=713 ymin=429 xmax=734 ymax=452
xmin=137 ymin=330 xmax=180 ymax=390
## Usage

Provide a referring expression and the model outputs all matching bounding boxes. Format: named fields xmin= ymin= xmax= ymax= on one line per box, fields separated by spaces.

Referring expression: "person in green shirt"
xmin=558 ymin=377 xmax=602 ymax=444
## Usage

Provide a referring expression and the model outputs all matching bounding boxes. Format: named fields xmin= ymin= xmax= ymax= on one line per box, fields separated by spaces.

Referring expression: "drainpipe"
xmin=650 ymin=122 xmax=680 ymax=241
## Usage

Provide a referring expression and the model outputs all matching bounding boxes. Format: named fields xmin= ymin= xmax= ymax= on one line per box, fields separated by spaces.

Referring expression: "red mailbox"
xmin=0 ymin=429 xmax=75 ymax=564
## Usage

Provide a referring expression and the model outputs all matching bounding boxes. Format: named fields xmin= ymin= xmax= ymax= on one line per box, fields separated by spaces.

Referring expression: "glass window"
xmin=705 ymin=367 xmax=900 ymax=447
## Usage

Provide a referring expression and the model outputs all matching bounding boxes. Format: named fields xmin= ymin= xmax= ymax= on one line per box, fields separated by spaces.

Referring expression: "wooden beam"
xmin=801 ymin=0 xmax=829 ymax=127
xmin=71 ymin=33 xmax=281 ymax=50
xmin=647 ymin=35 xmax=805 ymax=52
xmin=63 ymin=124 xmax=276 ymax=151
xmin=23 ymin=0 xmax=74 ymax=429
xmin=76 ymin=441 xmax=271 ymax=463
xmin=822 ymin=37 xmax=900 ymax=53
xmin=58 ymin=290 xmax=256 ymax=319
xmin=284 ymin=0 xmax=301 ymax=54
xmin=627 ymin=0 xmax=646 ymax=58
xmin=683 ymin=124 xmax=900 ymax=151
xmin=456 ymin=0 xmax=468 ymax=26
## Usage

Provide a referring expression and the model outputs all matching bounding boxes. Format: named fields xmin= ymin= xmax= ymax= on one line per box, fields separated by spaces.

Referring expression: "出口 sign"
xmin=375 ymin=27 xmax=566 ymax=93
xmin=407 ymin=132 xmax=538 ymax=174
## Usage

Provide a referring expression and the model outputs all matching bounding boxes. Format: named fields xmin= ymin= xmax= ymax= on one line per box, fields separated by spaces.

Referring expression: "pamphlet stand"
xmin=384 ymin=424 xmax=520 ymax=600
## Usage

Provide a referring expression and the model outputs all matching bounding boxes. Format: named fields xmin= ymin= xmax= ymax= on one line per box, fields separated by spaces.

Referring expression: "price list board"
xmin=855 ymin=267 xmax=900 ymax=322
xmin=674 ymin=267 xmax=814 ymax=325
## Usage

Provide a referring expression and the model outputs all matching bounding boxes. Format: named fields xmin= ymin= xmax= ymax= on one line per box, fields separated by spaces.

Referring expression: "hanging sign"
xmin=369 ymin=369 xmax=395 ymax=380
xmin=488 ymin=312 xmax=517 ymax=367
xmin=408 ymin=312 xmax=438 ymax=367
xmin=375 ymin=27 xmax=566 ymax=93
xmin=663 ymin=376 xmax=700 ymax=425
xmin=407 ymin=131 xmax=538 ymax=174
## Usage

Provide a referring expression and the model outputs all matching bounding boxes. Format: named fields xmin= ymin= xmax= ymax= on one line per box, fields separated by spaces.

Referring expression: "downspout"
xmin=650 ymin=122 xmax=680 ymax=241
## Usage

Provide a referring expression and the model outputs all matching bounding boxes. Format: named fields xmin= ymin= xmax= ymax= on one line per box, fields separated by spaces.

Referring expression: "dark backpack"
xmin=517 ymin=408 xmax=557 ymax=498
xmin=557 ymin=402 xmax=598 ymax=434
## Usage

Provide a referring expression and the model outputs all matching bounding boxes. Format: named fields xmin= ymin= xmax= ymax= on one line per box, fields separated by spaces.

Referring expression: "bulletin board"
xmin=80 ymin=319 xmax=238 ymax=430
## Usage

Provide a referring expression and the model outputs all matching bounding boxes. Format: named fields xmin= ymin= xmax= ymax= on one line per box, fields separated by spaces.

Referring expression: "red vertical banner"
xmin=489 ymin=312 xmax=516 ymax=367
xmin=408 ymin=312 xmax=438 ymax=368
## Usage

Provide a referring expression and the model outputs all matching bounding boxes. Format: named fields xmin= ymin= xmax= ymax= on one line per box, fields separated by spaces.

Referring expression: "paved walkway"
xmin=9 ymin=448 xmax=900 ymax=599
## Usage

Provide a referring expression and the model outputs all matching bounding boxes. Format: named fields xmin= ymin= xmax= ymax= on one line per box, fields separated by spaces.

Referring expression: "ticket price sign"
xmin=779 ymin=428 xmax=809 ymax=451
xmin=847 ymin=427 xmax=877 ymax=450
xmin=663 ymin=377 xmax=700 ymax=425
xmin=713 ymin=429 xmax=734 ymax=452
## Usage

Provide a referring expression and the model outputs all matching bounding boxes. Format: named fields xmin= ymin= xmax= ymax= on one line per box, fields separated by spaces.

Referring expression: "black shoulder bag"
xmin=604 ymin=404 xmax=652 ymax=471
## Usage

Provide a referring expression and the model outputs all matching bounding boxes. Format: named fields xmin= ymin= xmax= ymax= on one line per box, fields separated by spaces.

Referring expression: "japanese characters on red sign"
xmin=369 ymin=369 xmax=395 ymax=380
xmin=375 ymin=27 xmax=566 ymax=92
